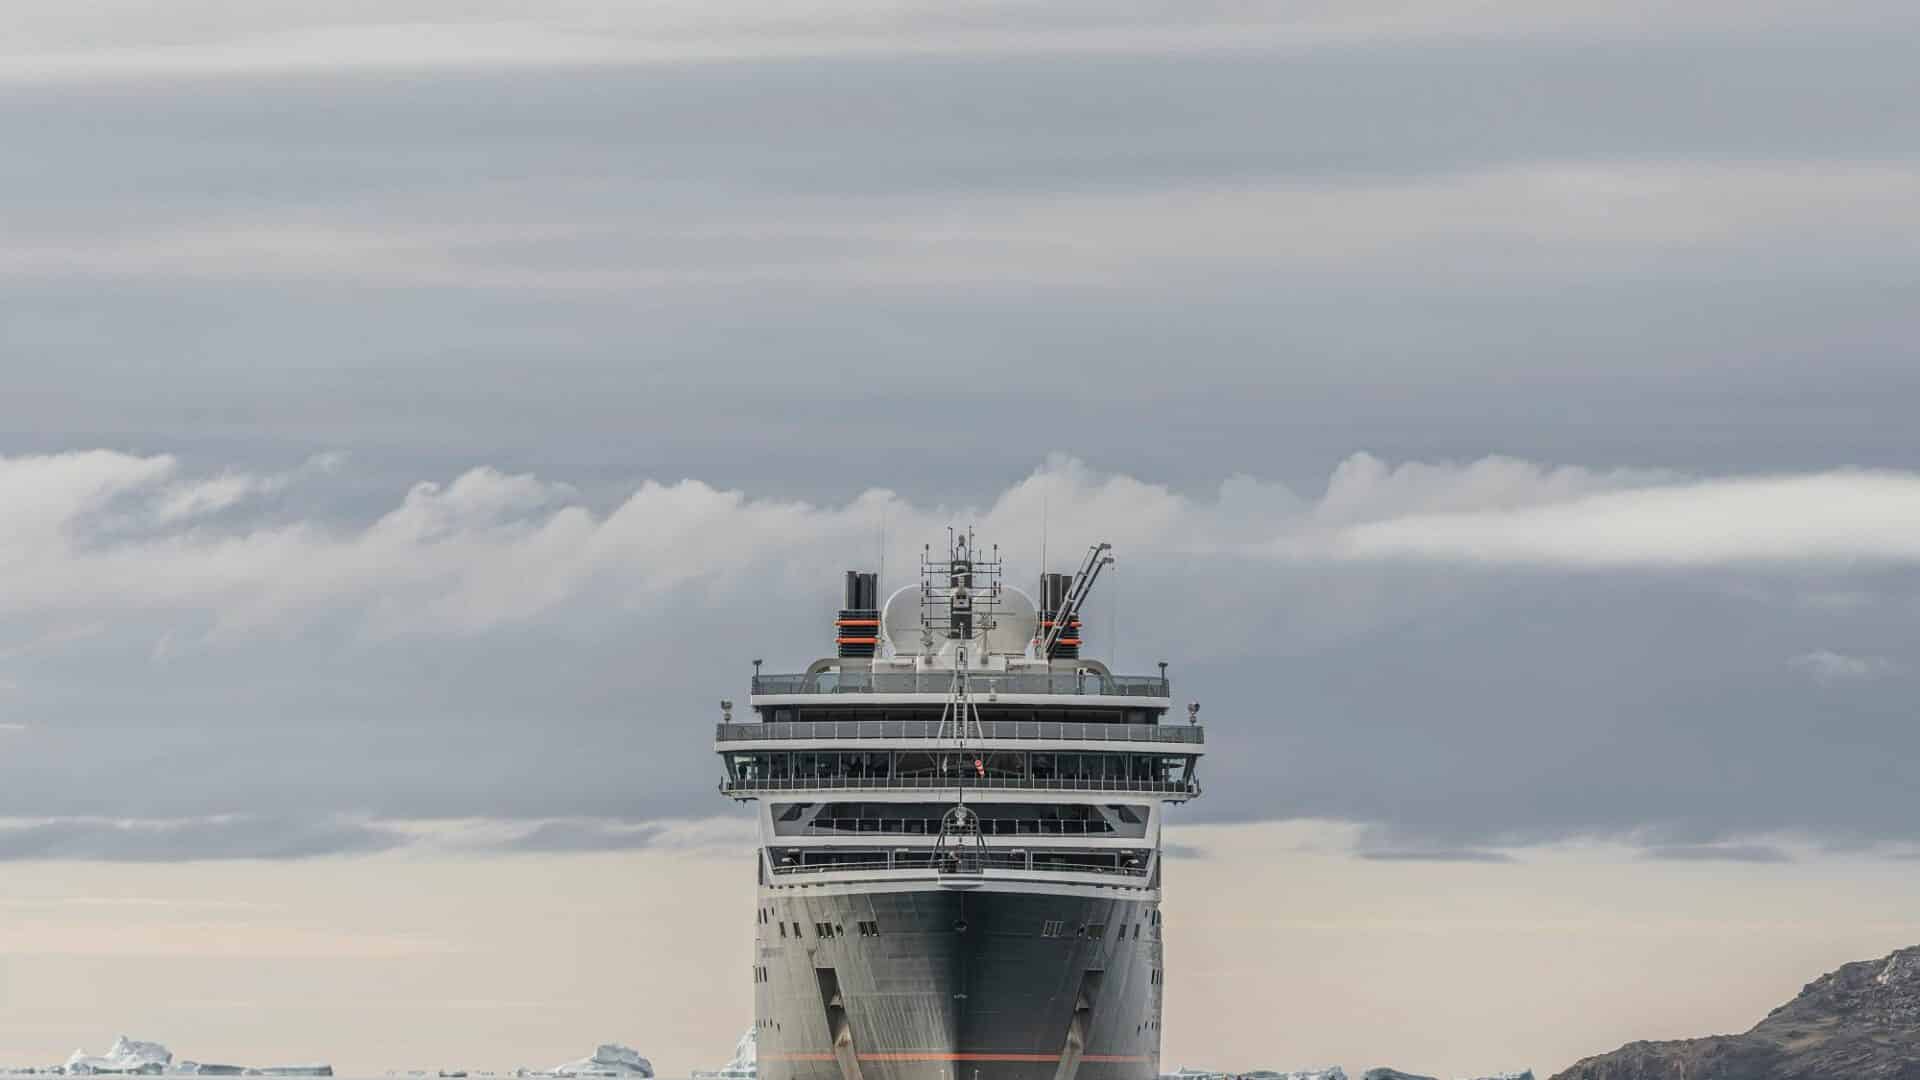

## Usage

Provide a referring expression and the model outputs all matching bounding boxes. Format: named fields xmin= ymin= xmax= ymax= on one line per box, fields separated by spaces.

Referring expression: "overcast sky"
xmin=3 ymin=0 xmax=1920 ymax=1071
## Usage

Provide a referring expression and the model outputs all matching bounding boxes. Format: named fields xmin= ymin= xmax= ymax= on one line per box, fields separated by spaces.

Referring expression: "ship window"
xmin=793 ymin=922 xmax=802 ymax=936
xmin=779 ymin=922 xmax=787 ymax=938
xmin=1040 ymin=920 xmax=1064 ymax=938
xmin=983 ymin=751 xmax=1026 ymax=779
xmin=1030 ymin=753 xmax=1056 ymax=780
xmin=768 ymin=754 xmax=791 ymax=781
xmin=895 ymin=751 xmax=938 ymax=779
xmin=1086 ymin=924 xmax=1106 ymax=940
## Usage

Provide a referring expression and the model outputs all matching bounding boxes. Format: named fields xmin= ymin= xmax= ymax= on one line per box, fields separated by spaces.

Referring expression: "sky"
xmin=2 ymin=0 xmax=1920 ymax=1074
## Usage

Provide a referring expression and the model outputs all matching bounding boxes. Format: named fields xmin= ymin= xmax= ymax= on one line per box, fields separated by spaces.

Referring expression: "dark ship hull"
xmin=756 ymin=887 xmax=1161 ymax=1080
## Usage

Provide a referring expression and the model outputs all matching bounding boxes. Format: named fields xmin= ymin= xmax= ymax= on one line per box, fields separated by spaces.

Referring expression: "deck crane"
xmin=1038 ymin=542 xmax=1113 ymax=660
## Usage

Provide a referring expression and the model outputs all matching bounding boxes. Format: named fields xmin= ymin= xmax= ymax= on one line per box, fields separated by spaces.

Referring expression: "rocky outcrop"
xmin=1554 ymin=945 xmax=1920 ymax=1080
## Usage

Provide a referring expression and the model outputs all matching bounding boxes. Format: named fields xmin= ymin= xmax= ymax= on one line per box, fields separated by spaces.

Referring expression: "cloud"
xmin=1641 ymin=844 xmax=1796 ymax=864
xmin=1329 ymin=469 xmax=1920 ymax=568
xmin=1355 ymin=849 xmax=1518 ymax=864
xmin=0 ymin=816 xmax=406 ymax=862
xmin=0 ymin=815 xmax=751 ymax=862
xmin=10 ymin=162 xmax=1916 ymax=293
xmin=1789 ymin=650 xmax=1896 ymax=683
xmin=12 ymin=450 xmax=1920 ymax=642
xmin=496 ymin=821 xmax=665 ymax=853
xmin=6 ymin=0 xmax=1909 ymax=84
xmin=6 ymin=450 xmax=1920 ymax=855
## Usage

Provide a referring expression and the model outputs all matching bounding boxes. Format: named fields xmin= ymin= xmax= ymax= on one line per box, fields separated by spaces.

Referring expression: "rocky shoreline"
xmin=1553 ymin=945 xmax=1920 ymax=1080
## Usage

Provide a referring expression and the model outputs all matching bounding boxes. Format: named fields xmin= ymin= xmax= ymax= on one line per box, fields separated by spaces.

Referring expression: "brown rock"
xmin=1553 ymin=947 xmax=1920 ymax=1080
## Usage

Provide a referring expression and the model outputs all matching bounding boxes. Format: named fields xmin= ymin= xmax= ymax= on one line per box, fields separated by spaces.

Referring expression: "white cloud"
xmin=1789 ymin=650 xmax=1896 ymax=684
xmin=6 ymin=450 xmax=1920 ymax=646
xmin=1331 ymin=470 xmax=1920 ymax=567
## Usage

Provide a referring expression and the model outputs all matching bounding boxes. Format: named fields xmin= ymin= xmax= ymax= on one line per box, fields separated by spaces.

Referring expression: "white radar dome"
xmin=880 ymin=583 xmax=1039 ymax=657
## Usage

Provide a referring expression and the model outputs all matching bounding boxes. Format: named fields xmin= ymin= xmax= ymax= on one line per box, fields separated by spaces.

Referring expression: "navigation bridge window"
xmin=770 ymin=802 xmax=1152 ymax=838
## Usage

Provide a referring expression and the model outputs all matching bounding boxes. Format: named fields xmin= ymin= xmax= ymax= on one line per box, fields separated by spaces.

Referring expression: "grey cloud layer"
xmin=4 ymin=0 xmax=1919 ymax=861
xmin=2 ymin=452 xmax=1919 ymax=859
xmin=0 ymin=816 xmax=406 ymax=861
xmin=4 ymin=6 xmax=1919 ymax=496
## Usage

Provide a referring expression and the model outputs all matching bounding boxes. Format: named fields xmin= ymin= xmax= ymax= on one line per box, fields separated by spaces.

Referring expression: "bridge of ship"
xmin=724 ymin=683 xmax=1202 ymax=886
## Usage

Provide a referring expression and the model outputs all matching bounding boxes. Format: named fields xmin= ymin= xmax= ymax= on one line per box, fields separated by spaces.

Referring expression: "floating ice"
xmin=547 ymin=1046 xmax=653 ymax=1078
xmin=65 ymin=1038 xmax=172 ymax=1075
xmin=690 ymin=1029 xmax=756 ymax=1080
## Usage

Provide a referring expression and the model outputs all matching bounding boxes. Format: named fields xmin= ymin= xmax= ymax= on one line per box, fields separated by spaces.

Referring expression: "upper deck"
xmin=717 ymin=536 xmax=1206 ymax=812
xmin=750 ymin=670 xmax=1169 ymax=699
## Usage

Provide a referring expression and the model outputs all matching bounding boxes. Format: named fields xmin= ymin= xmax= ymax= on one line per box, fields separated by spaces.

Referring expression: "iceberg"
xmin=547 ymin=1047 xmax=652 ymax=1078
xmin=66 ymin=1039 xmax=172 ymax=1076
xmin=245 ymin=1067 xmax=333 ymax=1077
xmin=690 ymin=1029 xmax=756 ymax=1080
xmin=1238 ymin=1071 xmax=1348 ymax=1080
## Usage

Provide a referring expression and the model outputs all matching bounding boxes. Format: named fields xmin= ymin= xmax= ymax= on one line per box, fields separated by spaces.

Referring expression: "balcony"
xmin=715 ymin=720 xmax=1203 ymax=745
xmin=751 ymin=672 xmax=1170 ymax=698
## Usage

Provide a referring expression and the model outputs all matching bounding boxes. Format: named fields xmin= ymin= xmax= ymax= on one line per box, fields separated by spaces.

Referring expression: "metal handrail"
xmin=720 ymin=777 xmax=1200 ymax=796
xmin=799 ymin=818 xmax=1125 ymax=837
xmin=716 ymin=720 xmax=1203 ymax=744
xmin=768 ymin=851 xmax=1149 ymax=877
xmin=751 ymin=673 xmax=1169 ymax=697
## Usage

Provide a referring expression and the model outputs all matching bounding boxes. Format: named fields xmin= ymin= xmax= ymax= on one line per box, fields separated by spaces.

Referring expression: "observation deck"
xmin=716 ymin=718 xmax=1203 ymax=745
xmin=749 ymin=671 xmax=1169 ymax=698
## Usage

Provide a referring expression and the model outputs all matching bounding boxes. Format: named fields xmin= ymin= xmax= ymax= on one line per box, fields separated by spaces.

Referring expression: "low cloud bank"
xmin=6 ymin=450 xmax=1920 ymax=637
xmin=5 ymin=450 xmax=1920 ymax=858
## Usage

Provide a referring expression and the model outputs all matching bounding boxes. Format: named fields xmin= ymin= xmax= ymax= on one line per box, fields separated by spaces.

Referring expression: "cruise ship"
xmin=716 ymin=533 xmax=1205 ymax=1080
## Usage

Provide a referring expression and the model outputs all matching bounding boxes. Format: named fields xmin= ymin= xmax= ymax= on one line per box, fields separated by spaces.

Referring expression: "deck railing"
xmin=798 ymin=817 xmax=1130 ymax=837
xmin=768 ymin=849 xmax=1150 ymax=877
xmin=751 ymin=672 xmax=1170 ymax=697
xmin=716 ymin=720 xmax=1203 ymax=745
xmin=720 ymin=776 xmax=1199 ymax=796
